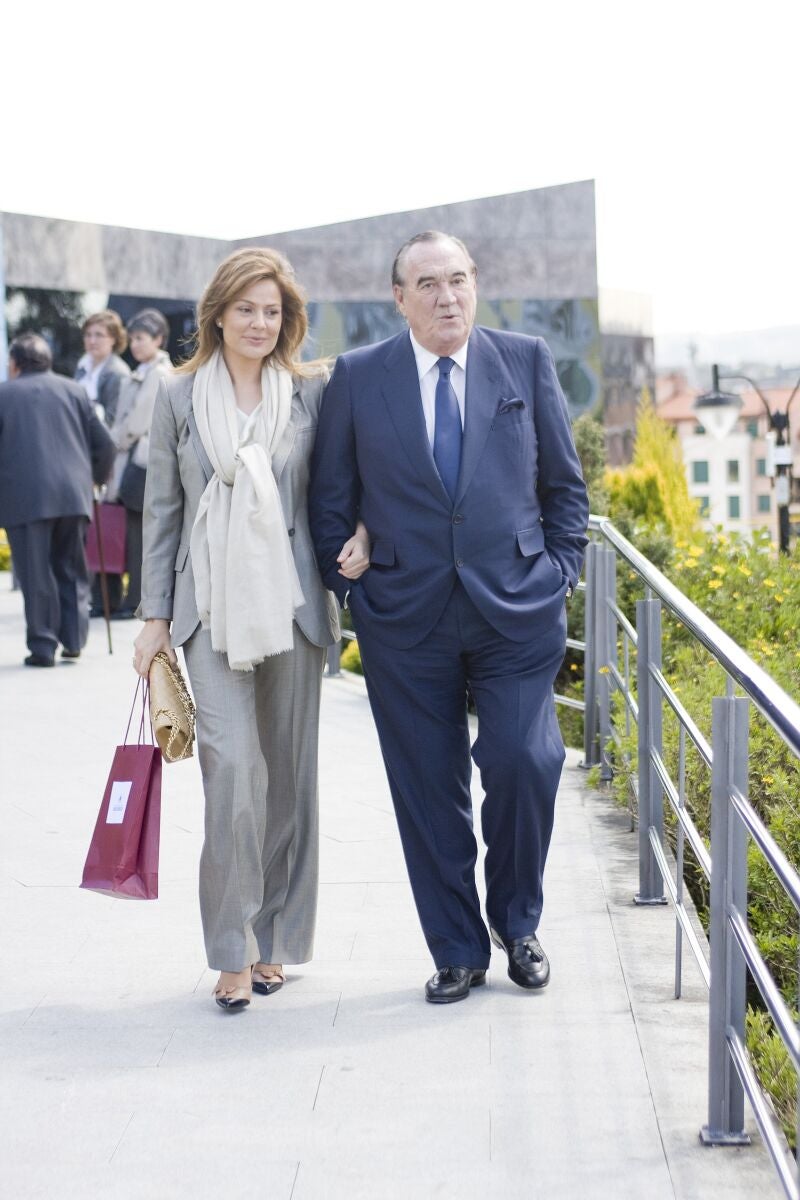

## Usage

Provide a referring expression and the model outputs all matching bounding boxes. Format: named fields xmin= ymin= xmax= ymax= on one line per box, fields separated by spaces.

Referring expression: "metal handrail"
xmin=590 ymin=515 xmax=800 ymax=758
xmin=585 ymin=517 xmax=800 ymax=1199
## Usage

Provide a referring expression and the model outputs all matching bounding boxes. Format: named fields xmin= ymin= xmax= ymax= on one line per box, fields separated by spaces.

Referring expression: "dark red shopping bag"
xmin=85 ymin=503 xmax=127 ymax=574
xmin=80 ymin=680 xmax=162 ymax=899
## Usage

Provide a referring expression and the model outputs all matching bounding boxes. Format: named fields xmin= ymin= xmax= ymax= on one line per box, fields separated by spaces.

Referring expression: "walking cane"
xmin=92 ymin=491 xmax=113 ymax=655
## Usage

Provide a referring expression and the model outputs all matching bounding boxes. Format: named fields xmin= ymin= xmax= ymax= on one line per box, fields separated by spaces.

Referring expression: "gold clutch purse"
xmin=148 ymin=651 xmax=196 ymax=763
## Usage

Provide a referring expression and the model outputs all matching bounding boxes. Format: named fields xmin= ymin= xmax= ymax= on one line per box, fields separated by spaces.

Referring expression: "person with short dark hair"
xmin=0 ymin=333 xmax=114 ymax=666
xmin=103 ymin=308 xmax=172 ymax=617
xmin=75 ymin=309 xmax=130 ymax=424
xmin=311 ymin=231 xmax=589 ymax=1003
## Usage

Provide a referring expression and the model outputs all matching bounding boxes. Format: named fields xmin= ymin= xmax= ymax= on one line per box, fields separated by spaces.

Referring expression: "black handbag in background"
xmin=117 ymin=449 xmax=147 ymax=511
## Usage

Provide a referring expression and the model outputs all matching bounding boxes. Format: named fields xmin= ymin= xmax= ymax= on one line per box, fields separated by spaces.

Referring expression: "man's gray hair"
xmin=391 ymin=231 xmax=477 ymax=288
xmin=9 ymin=332 xmax=52 ymax=374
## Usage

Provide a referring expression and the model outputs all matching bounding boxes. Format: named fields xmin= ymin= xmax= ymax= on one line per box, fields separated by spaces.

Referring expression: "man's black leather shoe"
xmin=425 ymin=966 xmax=486 ymax=1004
xmin=24 ymin=653 xmax=54 ymax=668
xmin=489 ymin=927 xmax=550 ymax=990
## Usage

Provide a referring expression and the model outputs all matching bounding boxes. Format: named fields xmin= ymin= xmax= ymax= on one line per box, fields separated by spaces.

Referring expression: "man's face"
xmin=393 ymin=238 xmax=477 ymax=357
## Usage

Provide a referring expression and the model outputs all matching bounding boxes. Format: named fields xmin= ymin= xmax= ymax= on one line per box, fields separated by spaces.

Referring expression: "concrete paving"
xmin=0 ymin=579 xmax=782 ymax=1200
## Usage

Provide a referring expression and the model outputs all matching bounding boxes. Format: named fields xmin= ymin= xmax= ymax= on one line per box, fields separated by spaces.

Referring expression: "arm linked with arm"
xmin=533 ymin=339 xmax=590 ymax=589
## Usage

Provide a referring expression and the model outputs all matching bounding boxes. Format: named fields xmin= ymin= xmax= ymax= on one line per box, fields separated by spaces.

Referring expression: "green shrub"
xmin=340 ymin=638 xmax=363 ymax=675
xmin=746 ymin=1007 xmax=797 ymax=1149
xmin=0 ymin=530 xmax=10 ymax=571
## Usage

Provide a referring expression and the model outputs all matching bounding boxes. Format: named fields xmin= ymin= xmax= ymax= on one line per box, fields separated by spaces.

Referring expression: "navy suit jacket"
xmin=309 ymin=326 xmax=589 ymax=650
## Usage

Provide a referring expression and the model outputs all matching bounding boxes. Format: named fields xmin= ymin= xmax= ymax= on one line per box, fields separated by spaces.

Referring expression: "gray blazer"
xmin=139 ymin=370 xmax=340 ymax=650
xmin=0 ymin=370 xmax=114 ymax=527
xmin=75 ymin=354 xmax=130 ymax=424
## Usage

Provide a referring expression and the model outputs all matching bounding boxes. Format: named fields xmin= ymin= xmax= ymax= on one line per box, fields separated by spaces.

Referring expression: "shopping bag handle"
xmin=123 ymin=677 xmax=154 ymax=746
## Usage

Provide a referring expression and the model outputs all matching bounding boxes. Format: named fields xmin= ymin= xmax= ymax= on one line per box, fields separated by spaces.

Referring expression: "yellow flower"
xmin=718 ymin=533 xmax=729 ymax=546
xmin=738 ymin=565 xmax=752 ymax=577
xmin=570 ymin=663 xmax=578 ymax=672
xmin=688 ymin=545 xmax=703 ymax=558
xmin=761 ymin=775 xmax=774 ymax=785
xmin=707 ymin=579 xmax=723 ymax=590
xmin=763 ymin=578 xmax=776 ymax=588
xmin=712 ymin=563 xmax=726 ymax=576
xmin=776 ymin=594 xmax=785 ymax=603
xmin=598 ymin=665 xmax=610 ymax=675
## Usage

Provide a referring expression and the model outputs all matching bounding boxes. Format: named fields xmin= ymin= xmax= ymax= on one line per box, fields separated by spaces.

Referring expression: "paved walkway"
xmin=0 ymin=580 xmax=781 ymax=1199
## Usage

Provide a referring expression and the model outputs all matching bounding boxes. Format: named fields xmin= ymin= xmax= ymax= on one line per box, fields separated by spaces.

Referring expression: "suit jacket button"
xmin=456 ymin=558 xmax=464 ymax=567
xmin=287 ymin=527 xmax=295 ymax=537
xmin=453 ymin=514 xmax=464 ymax=524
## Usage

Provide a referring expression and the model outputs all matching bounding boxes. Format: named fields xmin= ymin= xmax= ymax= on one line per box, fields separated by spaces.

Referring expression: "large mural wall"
xmin=6 ymin=288 xmax=600 ymax=419
xmin=306 ymin=296 xmax=600 ymax=417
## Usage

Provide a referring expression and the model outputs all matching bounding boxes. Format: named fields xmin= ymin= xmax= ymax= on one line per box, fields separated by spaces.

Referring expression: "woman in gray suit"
xmin=133 ymin=248 xmax=368 ymax=1011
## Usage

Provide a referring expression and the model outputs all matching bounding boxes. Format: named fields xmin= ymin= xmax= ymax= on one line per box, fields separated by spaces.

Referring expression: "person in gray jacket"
xmin=105 ymin=308 xmax=172 ymax=617
xmin=132 ymin=248 xmax=369 ymax=1011
xmin=0 ymin=333 xmax=114 ymax=665
xmin=74 ymin=309 xmax=130 ymax=425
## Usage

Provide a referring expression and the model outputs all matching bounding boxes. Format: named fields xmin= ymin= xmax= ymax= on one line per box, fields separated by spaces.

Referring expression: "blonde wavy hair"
xmin=176 ymin=246 xmax=324 ymax=377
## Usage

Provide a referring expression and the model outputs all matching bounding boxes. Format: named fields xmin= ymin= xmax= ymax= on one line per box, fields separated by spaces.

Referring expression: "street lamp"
xmin=695 ymin=364 xmax=800 ymax=554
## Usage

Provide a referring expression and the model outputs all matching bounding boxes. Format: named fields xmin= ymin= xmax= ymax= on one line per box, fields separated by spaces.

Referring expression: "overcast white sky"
xmin=2 ymin=0 xmax=797 ymax=339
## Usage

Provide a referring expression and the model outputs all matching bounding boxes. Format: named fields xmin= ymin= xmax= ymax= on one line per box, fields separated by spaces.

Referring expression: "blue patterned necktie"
xmin=433 ymin=356 xmax=462 ymax=503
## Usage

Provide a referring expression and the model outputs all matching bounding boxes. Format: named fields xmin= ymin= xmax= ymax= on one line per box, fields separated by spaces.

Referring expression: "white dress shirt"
xmin=409 ymin=331 xmax=468 ymax=448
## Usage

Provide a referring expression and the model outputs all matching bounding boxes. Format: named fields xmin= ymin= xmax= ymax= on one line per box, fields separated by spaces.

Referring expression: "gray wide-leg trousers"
xmin=183 ymin=624 xmax=326 ymax=972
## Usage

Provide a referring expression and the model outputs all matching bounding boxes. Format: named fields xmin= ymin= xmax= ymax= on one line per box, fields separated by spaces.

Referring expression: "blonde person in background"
xmin=132 ymin=248 xmax=369 ymax=1011
xmin=106 ymin=308 xmax=172 ymax=618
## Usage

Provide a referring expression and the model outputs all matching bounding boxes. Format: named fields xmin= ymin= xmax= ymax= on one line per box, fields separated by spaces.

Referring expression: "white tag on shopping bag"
xmin=107 ymin=781 xmax=133 ymax=824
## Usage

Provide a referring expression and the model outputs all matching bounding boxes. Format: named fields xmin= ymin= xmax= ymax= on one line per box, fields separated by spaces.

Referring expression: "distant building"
xmin=599 ymin=290 xmax=655 ymax=466
xmin=656 ymin=373 xmax=798 ymax=539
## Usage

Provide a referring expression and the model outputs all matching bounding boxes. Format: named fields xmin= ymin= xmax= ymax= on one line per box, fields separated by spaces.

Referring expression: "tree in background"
xmin=606 ymin=390 xmax=700 ymax=543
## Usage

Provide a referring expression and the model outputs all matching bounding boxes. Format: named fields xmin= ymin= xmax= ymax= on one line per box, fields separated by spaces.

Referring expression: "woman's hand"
xmin=337 ymin=520 xmax=371 ymax=580
xmin=133 ymin=618 xmax=176 ymax=678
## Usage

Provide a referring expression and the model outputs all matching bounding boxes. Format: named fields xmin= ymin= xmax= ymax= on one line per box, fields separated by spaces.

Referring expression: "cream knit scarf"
xmin=189 ymin=349 xmax=304 ymax=670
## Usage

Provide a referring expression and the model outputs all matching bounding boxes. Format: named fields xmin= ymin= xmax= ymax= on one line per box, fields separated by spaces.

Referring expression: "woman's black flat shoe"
xmin=252 ymin=965 xmax=285 ymax=995
xmin=213 ymin=967 xmax=253 ymax=1011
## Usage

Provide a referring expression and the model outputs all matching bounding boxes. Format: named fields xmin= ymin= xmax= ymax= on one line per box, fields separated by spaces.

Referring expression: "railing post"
xmin=701 ymin=694 xmax=750 ymax=1145
xmin=582 ymin=541 xmax=599 ymax=768
xmin=596 ymin=548 xmax=613 ymax=782
xmin=634 ymin=598 xmax=666 ymax=904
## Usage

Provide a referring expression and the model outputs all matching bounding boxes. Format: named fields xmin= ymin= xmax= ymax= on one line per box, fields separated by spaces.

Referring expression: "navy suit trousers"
xmin=7 ymin=517 xmax=90 ymax=658
xmin=351 ymin=580 xmax=566 ymax=969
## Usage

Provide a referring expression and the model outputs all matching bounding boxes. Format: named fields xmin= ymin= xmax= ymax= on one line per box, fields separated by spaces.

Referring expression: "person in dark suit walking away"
xmin=0 ymin=334 xmax=114 ymax=666
xmin=310 ymin=232 xmax=589 ymax=1003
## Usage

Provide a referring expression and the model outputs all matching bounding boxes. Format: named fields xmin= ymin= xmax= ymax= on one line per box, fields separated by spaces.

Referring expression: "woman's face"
xmin=83 ymin=322 xmax=114 ymax=364
xmin=218 ymin=279 xmax=283 ymax=366
xmin=129 ymin=330 xmax=162 ymax=364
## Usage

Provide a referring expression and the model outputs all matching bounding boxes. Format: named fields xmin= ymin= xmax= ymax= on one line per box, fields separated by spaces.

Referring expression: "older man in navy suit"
xmin=310 ymin=232 xmax=589 ymax=1003
xmin=0 ymin=334 xmax=114 ymax=666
